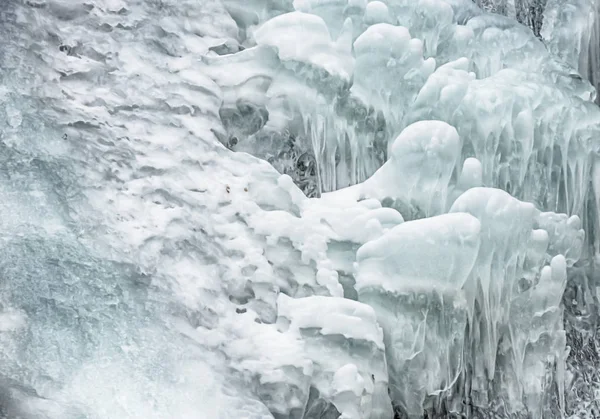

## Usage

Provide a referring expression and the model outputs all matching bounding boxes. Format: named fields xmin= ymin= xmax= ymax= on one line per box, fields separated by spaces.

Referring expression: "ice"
xmin=351 ymin=23 xmax=435 ymax=141
xmin=364 ymin=2 xmax=392 ymax=24
xmin=362 ymin=120 xmax=461 ymax=216
xmin=508 ymin=255 xmax=569 ymax=416
xmin=353 ymin=187 xmax=583 ymax=417
xmin=0 ymin=1 xmax=284 ymax=418
xmin=473 ymin=0 xmax=547 ymax=35
xmin=210 ymin=9 xmax=442 ymax=195
xmin=3 ymin=0 xmax=600 ymax=418
xmin=0 ymin=310 xmax=27 ymax=333
xmin=474 ymin=0 xmax=600 ymax=103
xmin=449 ymin=190 xmax=558 ymax=413
xmin=406 ymin=63 xmax=600 ymax=222
xmin=318 ymin=120 xmax=469 ymax=220
xmin=210 ymin=0 xmax=600 ymax=212
xmin=543 ymin=0 xmax=600 ymax=103
xmin=356 ymin=213 xmax=480 ymax=416
xmin=276 ymin=295 xmax=393 ymax=419
xmin=254 ymin=12 xmax=354 ymax=82
xmin=293 ymin=0 xmax=368 ymax=39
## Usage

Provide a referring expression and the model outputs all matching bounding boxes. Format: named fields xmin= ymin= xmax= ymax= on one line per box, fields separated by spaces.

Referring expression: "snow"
xmin=1 ymin=0 xmax=599 ymax=418
xmin=276 ymin=294 xmax=392 ymax=418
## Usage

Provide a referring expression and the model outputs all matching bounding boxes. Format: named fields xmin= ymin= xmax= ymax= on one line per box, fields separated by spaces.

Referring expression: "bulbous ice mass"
xmin=356 ymin=213 xmax=480 ymax=416
xmin=363 ymin=120 xmax=461 ymax=216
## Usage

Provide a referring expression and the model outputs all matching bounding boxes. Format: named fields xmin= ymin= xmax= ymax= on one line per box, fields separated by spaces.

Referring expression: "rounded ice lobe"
xmin=409 ymin=57 xmax=475 ymax=119
xmin=449 ymin=157 xmax=484 ymax=205
xmin=332 ymin=363 xmax=363 ymax=397
xmin=458 ymin=157 xmax=483 ymax=188
xmin=450 ymin=187 xmax=538 ymax=240
xmin=356 ymin=212 xmax=481 ymax=293
xmin=389 ymin=120 xmax=460 ymax=161
xmin=364 ymin=1 xmax=390 ymax=24
xmin=277 ymin=294 xmax=384 ymax=348
xmin=363 ymin=120 xmax=461 ymax=216
xmin=254 ymin=11 xmax=354 ymax=81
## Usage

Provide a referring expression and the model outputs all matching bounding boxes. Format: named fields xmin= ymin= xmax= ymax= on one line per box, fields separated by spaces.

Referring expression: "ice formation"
xmin=1 ymin=0 xmax=600 ymax=418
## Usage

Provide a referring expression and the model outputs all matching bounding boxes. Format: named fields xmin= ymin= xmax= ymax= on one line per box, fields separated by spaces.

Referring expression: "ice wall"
xmin=209 ymin=0 xmax=600 ymax=417
xmin=213 ymin=0 xmax=600 ymax=207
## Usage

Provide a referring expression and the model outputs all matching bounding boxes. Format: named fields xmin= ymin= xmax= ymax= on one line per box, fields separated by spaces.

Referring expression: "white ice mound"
xmin=363 ymin=120 xmax=461 ymax=216
xmin=326 ymin=120 xmax=466 ymax=219
xmin=409 ymin=57 xmax=476 ymax=122
xmin=356 ymin=212 xmax=481 ymax=293
xmin=254 ymin=11 xmax=354 ymax=82
xmin=364 ymin=2 xmax=392 ymax=25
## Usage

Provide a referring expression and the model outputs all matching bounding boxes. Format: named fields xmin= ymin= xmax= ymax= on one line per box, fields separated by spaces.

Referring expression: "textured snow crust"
xmin=0 ymin=0 xmax=599 ymax=419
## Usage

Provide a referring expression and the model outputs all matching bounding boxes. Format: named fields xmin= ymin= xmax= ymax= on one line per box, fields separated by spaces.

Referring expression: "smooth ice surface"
xmin=2 ymin=0 xmax=600 ymax=418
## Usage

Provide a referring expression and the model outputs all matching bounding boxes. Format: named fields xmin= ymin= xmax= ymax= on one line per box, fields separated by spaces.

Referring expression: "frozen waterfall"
xmin=1 ymin=0 xmax=600 ymax=418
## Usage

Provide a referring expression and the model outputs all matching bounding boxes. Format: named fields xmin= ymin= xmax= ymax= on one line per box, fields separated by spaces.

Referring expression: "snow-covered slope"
xmin=0 ymin=0 xmax=599 ymax=418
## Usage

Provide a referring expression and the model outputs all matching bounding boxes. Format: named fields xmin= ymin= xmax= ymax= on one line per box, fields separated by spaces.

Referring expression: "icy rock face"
xmin=0 ymin=1 xmax=290 ymax=417
xmin=473 ymin=0 xmax=600 ymax=104
xmin=473 ymin=0 xmax=547 ymax=35
xmin=542 ymin=0 xmax=600 ymax=104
